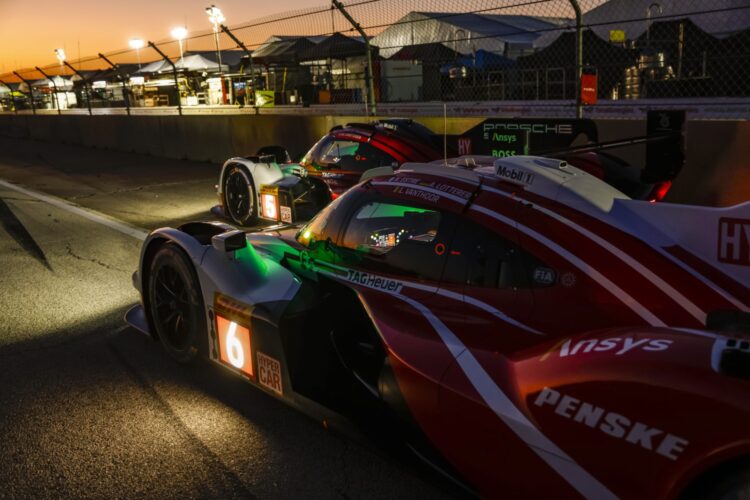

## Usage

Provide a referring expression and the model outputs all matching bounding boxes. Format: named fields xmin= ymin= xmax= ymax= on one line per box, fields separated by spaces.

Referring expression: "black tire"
xmin=147 ymin=243 xmax=206 ymax=364
xmin=223 ymin=165 xmax=257 ymax=226
xmin=683 ymin=459 xmax=750 ymax=500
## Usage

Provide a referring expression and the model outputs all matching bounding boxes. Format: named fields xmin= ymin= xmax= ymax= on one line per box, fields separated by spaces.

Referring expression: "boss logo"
xmin=718 ymin=217 xmax=750 ymax=266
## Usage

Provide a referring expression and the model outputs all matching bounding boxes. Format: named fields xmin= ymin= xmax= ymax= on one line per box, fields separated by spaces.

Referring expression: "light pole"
xmin=171 ymin=27 xmax=188 ymax=66
xmin=54 ymin=48 xmax=66 ymax=72
xmin=129 ymin=38 xmax=145 ymax=68
xmin=206 ymin=4 xmax=226 ymax=104
xmin=54 ymin=48 xmax=67 ymax=109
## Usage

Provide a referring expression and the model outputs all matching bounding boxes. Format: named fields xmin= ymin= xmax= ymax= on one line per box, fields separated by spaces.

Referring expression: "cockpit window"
xmin=296 ymin=193 xmax=347 ymax=248
xmin=341 ymin=202 xmax=440 ymax=255
xmin=320 ymin=140 xmax=359 ymax=165
xmin=302 ymin=136 xmax=397 ymax=173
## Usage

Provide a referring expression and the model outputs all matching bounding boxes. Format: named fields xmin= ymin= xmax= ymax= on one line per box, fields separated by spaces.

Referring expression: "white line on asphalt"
xmin=0 ymin=179 xmax=148 ymax=241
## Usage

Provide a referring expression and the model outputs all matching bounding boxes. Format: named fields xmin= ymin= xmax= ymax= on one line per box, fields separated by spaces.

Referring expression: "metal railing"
xmin=0 ymin=0 xmax=748 ymax=118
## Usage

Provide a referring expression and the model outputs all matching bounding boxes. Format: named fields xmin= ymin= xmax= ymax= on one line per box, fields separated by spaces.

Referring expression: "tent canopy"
xmin=252 ymin=36 xmax=318 ymax=65
xmin=372 ymin=11 xmax=563 ymax=59
xmin=519 ymin=29 xmax=638 ymax=69
xmin=137 ymin=54 xmax=228 ymax=74
xmin=298 ymin=33 xmax=370 ymax=61
xmin=389 ymin=42 xmax=460 ymax=63
xmin=31 ymin=75 xmax=74 ymax=90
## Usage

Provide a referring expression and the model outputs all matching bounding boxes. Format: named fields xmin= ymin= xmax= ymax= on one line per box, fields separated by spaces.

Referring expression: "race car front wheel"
xmin=147 ymin=243 xmax=206 ymax=364
xmin=223 ymin=166 xmax=257 ymax=226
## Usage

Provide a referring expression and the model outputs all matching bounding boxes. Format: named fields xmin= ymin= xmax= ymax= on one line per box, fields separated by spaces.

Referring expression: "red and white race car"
xmin=127 ymin=154 xmax=750 ymax=498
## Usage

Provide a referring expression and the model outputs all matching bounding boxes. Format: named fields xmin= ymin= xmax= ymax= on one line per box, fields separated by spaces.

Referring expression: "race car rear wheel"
xmin=223 ymin=165 xmax=257 ymax=226
xmin=147 ymin=243 xmax=205 ymax=364
xmin=682 ymin=458 xmax=750 ymax=500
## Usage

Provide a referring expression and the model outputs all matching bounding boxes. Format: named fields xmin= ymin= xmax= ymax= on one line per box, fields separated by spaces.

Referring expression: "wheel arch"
xmin=137 ymin=228 xmax=211 ymax=340
xmin=218 ymin=158 xmax=255 ymax=198
xmin=218 ymin=157 xmax=285 ymax=199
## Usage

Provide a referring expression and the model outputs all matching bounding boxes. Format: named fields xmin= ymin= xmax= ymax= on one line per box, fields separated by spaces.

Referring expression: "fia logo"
xmin=533 ymin=267 xmax=556 ymax=285
xmin=718 ymin=218 xmax=750 ymax=266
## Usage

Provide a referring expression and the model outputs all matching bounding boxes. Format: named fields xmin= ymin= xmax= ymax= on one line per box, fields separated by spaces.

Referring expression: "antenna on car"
xmin=443 ymin=103 xmax=448 ymax=166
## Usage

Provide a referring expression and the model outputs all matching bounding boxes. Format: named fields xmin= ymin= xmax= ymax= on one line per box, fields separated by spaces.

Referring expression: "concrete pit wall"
xmin=0 ymin=114 xmax=747 ymax=207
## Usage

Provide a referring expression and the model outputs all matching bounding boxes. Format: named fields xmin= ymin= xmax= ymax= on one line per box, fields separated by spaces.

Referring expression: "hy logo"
xmin=718 ymin=218 xmax=750 ymax=266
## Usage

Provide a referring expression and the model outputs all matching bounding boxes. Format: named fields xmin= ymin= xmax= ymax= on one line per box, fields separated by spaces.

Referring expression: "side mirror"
xmin=256 ymin=145 xmax=292 ymax=164
xmin=212 ymin=229 xmax=247 ymax=253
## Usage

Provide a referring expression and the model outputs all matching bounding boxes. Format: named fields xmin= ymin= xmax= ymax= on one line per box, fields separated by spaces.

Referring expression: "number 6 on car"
xmin=215 ymin=298 xmax=254 ymax=379
xmin=129 ymin=157 xmax=750 ymax=499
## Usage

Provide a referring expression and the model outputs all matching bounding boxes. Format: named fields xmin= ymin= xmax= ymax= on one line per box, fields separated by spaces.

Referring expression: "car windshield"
xmin=342 ymin=202 xmax=440 ymax=255
xmin=296 ymin=192 xmax=348 ymax=247
xmin=301 ymin=135 xmax=398 ymax=172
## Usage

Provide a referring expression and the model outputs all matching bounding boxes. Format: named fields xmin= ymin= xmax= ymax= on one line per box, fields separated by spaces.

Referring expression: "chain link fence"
xmin=0 ymin=0 xmax=747 ymax=116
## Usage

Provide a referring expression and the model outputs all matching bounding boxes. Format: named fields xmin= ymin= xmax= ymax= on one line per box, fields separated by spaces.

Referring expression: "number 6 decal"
xmin=226 ymin=321 xmax=245 ymax=369
xmin=217 ymin=315 xmax=254 ymax=378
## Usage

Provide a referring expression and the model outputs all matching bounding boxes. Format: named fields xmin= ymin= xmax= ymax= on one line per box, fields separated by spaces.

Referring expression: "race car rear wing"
xmin=451 ymin=110 xmax=685 ymax=185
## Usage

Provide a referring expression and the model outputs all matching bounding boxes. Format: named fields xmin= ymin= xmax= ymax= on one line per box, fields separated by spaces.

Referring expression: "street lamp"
xmin=206 ymin=4 xmax=226 ymax=104
xmin=129 ymin=38 xmax=145 ymax=68
xmin=54 ymin=48 xmax=66 ymax=108
xmin=171 ymin=27 xmax=188 ymax=65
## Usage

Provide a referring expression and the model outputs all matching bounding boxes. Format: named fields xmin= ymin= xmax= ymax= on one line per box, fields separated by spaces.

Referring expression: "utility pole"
xmin=98 ymin=53 xmax=131 ymax=115
xmin=148 ymin=41 xmax=183 ymax=115
xmin=332 ymin=0 xmax=376 ymax=116
xmin=569 ymin=0 xmax=583 ymax=119
xmin=62 ymin=61 xmax=92 ymax=115
xmin=220 ymin=24 xmax=254 ymax=103
xmin=13 ymin=72 xmax=36 ymax=114
xmin=35 ymin=67 xmax=62 ymax=115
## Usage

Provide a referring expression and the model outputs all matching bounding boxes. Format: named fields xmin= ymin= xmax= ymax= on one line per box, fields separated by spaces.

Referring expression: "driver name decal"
xmin=386 ymin=176 xmax=472 ymax=198
xmin=346 ymin=270 xmax=403 ymax=293
xmin=392 ymin=185 xmax=440 ymax=203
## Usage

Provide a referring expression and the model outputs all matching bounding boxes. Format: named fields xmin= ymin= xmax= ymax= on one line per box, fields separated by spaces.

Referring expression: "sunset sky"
xmin=0 ymin=0 xmax=327 ymax=73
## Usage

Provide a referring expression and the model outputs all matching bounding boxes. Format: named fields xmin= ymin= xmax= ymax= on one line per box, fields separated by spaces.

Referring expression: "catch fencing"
xmin=1 ymin=0 xmax=748 ymax=118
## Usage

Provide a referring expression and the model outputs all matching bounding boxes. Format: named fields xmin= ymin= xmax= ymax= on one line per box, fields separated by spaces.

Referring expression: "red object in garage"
xmin=581 ymin=67 xmax=598 ymax=105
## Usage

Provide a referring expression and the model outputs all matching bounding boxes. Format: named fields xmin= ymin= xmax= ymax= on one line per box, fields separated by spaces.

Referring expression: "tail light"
xmin=648 ymin=181 xmax=673 ymax=203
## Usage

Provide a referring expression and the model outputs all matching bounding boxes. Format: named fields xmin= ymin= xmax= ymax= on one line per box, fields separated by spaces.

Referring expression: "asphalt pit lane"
xmin=0 ymin=197 xmax=52 ymax=271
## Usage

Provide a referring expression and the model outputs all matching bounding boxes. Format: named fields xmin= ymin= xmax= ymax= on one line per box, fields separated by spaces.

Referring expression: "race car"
xmin=128 ymin=155 xmax=750 ymax=498
xmin=214 ymin=114 xmax=682 ymax=228
xmin=214 ymin=119 xmax=443 ymax=226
